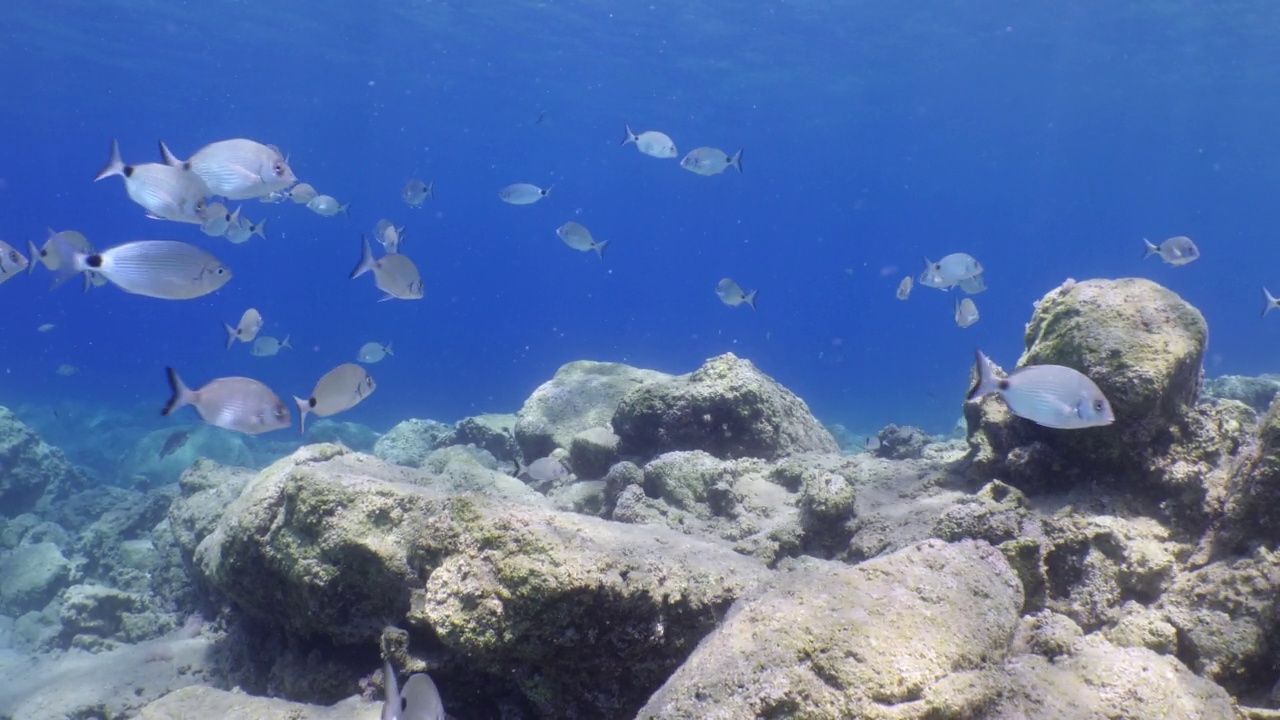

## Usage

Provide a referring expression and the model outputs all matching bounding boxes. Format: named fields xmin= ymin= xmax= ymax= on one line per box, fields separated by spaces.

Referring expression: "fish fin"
xmin=621 ymin=124 xmax=636 ymax=146
xmin=253 ymin=218 xmax=267 ymax=240
xmin=81 ymin=273 xmax=92 ymax=293
xmin=1265 ymin=287 xmax=1279 ymax=317
xmin=162 ymin=367 xmax=192 ymax=416
xmin=543 ymin=184 xmax=554 ymax=199
xmin=340 ymin=202 xmax=351 ymax=216
xmin=378 ymin=292 xmax=396 ymax=302
xmin=967 ymin=350 xmax=1002 ymax=401
xmin=1142 ymin=237 xmax=1159 ymax=259
xmin=729 ymin=148 xmax=744 ymax=172
xmin=593 ymin=239 xmax=608 ymax=260
xmin=157 ymin=140 xmax=185 ymax=168
xmin=25 ymin=240 xmax=39 ymax=275
xmin=383 ymin=659 xmax=400 ymax=720
xmin=281 ymin=334 xmax=292 ymax=350
xmin=351 ymin=236 xmax=376 ymax=279
xmin=744 ymin=289 xmax=758 ymax=310
xmin=385 ymin=342 xmax=394 ymax=356
xmin=47 ymin=235 xmax=89 ymax=290
xmin=293 ymin=396 xmax=310 ymax=434
xmin=425 ymin=181 xmax=434 ymax=199
xmin=224 ymin=323 xmax=238 ymax=350
xmin=94 ymin=138 xmax=125 ymax=182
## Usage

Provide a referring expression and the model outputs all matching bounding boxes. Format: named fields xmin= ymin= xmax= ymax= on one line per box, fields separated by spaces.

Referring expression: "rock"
xmin=1222 ymin=399 xmax=1280 ymax=548
xmin=121 ymin=425 xmax=256 ymax=488
xmin=548 ymin=480 xmax=607 ymax=516
xmin=167 ymin=459 xmax=255 ymax=570
xmin=642 ymin=450 xmax=726 ymax=516
xmin=613 ymin=353 xmax=838 ymax=461
xmin=0 ymin=542 xmax=71 ymax=615
xmin=1202 ymin=374 xmax=1280 ymax=413
xmin=195 ymin=444 xmax=770 ymax=717
xmin=0 ymin=407 xmax=86 ymax=517
xmin=419 ymin=445 xmax=547 ymax=506
xmin=436 ymin=413 xmax=519 ymax=465
xmin=304 ymin=419 xmax=380 ymax=452
xmin=515 ymin=360 xmax=671 ymax=459
xmin=602 ymin=460 xmax=644 ymax=516
xmin=58 ymin=583 xmax=153 ymax=643
xmin=138 ymin=686 xmax=380 ymax=720
xmin=1105 ymin=601 xmax=1178 ymax=655
xmin=373 ymin=418 xmax=452 ymax=468
xmin=1011 ymin=609 xmax=1083 ymax=660
xmin=19 ymin=520 xmax=69 ymax=549
xmin=567 ymin=426 xmax=620 ymax=478
xmin=422 ymin=444 xmax=500 ymax=472
xmin=869 ymin=424 xmax=932 ymax=460
xmin=966 ymin=278 xmax=1207 ymax=487
xmin=638 ymin=540 xmax=1023 ymax=718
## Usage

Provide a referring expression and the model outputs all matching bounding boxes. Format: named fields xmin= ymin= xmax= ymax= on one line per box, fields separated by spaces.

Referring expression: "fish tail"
xmin=294 ymin=396 xmax=310 ymax=434
xmin=385 ymin=342 xmax=394 ymax=356
xmin=47 ymin=235 xmax=89 ymax=291
xmin=94 ymin=138 xmax=125 ymax=182
xmin=425 ymin=181 xmax=434 ymax=199
xmin=594 ymin=239 xmax=608 ymax=260
xmin=1142 ymin=237 xmax=1159 ymax=259
xmin=162 ymin=367 xmax=192 ymax=416
xmin=744 ymin=289 xmax=758 ymax=310
xmin=1265 ymin=287 xmax=1279 ymax=317
xmin=224 ymin=323 xmax=238 ymax=350
xmin=81 ymin=273 xmax=93 ymax=293
xmin=967 ymin=350 xmax=1001 ymax=401
xmin=621 ymin=124 xmax=636 ymax=146
xmin=543 ymin=184 xmax=554 ymax=199
xmin=340 ymin=202 xmax=351 ymax=216
xmin=25 ymin=240 xmax=39 ymax=275
xmin=350 ymin=236 xmax=375 ymax=279
xmin=253 ymin=218 xmax=267 ymax=240
xmin=158 ymin=140 xmax=184 ymax=168
xmin=281 ymin=334 xmax=292 ymax=350
xmin=729 ymin=148 xmax=744 ymax=173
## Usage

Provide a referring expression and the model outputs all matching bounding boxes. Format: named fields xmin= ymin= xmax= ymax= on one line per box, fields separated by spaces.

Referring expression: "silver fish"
xmin=621 ymin=125 xmax=677 ymax=158
xmin=351 ymin=236 xmax=424 ymax=300
xmin=402 ymin=179 xmax=433 ymax=207
xmin=199 ymin=202 xmax=236 ymax=237
xmin=555 ymin=221 xmax=608 ymax=258
xmin=50 ymin=238 xmax=231 ymax=300
xmin=679 ymin=147 xmax=743 ymax=176
xmin=225 ymin=214 xmax=266 ymax=244
xmin=383 ymin=659 xmax=445 ymax=720
xmin=162 ymin=367 xmax=290 ymax=435
xmin=95 ymin=139 xmax=208 ymax=224
xmin=919 ymin=253 xmax=983 ymax=290
xmin=358 ymin=342 xmax=393 ymax=363
xmin=516 ymin=456 xmax=571 ymax=488
xmin=294 ymin=363 xmax=375 ymax=433
xmin=287 ymin=182 xmax=318 ymax=204
xmin=0 ymin=240 xmax=28 ymax=283
xmin=160 ymin=138 xmax=296 ymax=200
xmin=954 ymin=297 xmax=979 ymax=328
xmin=716 ymin=278 xmax=758 ymax=309
xmin=499 ymin=183 xmax=552 ymax=205
xmin=1143 ymin=236 xmax=1199 ymax=266
xmin=374 ymin=219 xmax=405 ymax=253
xmin=958 ymin=272 xmax=987 ymax=295
xmin=967 ymin=350 xmax=1114 ymax=430
xmin=307 ymin=194 xmax=349 ymax=216
xmin=896 ymin=276 xmax=912 ymax=301
xmin=1264 ymin=287 xmax=1280 ymax=317
xmin=251 ymin=334 xmax=292 ymax=357
xmin=29 ymin=230 xmax=107 ymax=290
xmin=225 ymin=308 xmax=264 ymax=349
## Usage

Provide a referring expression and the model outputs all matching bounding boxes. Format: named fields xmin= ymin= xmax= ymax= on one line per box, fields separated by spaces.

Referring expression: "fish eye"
xmin=1092 ymin=399 xmax=1105 ymax=412
xmin=274 ymin=161 xmax=285 ymax=174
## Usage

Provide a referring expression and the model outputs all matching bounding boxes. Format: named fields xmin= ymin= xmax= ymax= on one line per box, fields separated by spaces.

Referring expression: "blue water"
xmin=1 ymin=1 xmax=1278 ymax=438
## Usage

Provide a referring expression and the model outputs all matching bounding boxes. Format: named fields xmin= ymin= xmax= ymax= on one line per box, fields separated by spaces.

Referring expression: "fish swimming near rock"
xmin=919 ymin=253 xmax=983 ymax=290
xmin=966 ymin=350 xmax=1114 ymax=430
xmin=716 ymin=278 xmax=758 ymax=309
xmin=514 ymin=456 xmax=572 ymax=489
xmin=1142 ymin=236 xmax=1199 ymax=266
xmin=158 ymin=430 xmax=190 ymax=459
xmin=295 ymin=363 xmax=376 ymax=433
xmin=162 ymin=367 xmax=291 ymax=435
xmin=382 ymin=659 xmax=445 ymax=720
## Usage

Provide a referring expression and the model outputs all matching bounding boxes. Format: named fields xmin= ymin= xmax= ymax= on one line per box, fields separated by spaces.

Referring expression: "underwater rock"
xmin=868 ymin=423 xmax=932 ymax=460
xmin=0 ymin=406 xmax=86 ymax=518
xmin=1221 ymin=398 xmax=1280 ymax=549
xmin=966 ymin=278 xmax=1208 ymax=489
xmin=166 ymin=459 xmax=255 ymax=573
xmin=0 ymin=541 xmax=71 ymax=615
xmin=547 ymin=479 xmax=607 ymax=515
xmin=78 ymin=485 xmax=177 ymax=594
xmin=195 ymin=444 xmax=769 ymax=717
xmin=514 ymin=360 xmax=671 ymax=460
xmin=420 ymin=445 xmax=546 ymax=505
xmin=0 ymin=513 xmax=41 ymax=549
xmin=638 ymin=539 xmax=1024 ymax=718
xmin=372 ymin=418 xmax=452 ymax=468
xmin=1202 ymin=374 xmax=1280 ymax=413
xmin=57 ymin=583 xmax=147 ymax=645
xmin=138 ymin=685 xmax=380 ymax=719
xmin=613 ymin=352 xmax=838 ymax=462
xmin=303 ymin=418 xmax=380 ymax=452
xmin=422 ymin=443 xmax=500 ymax=472
xmin=435 ymin=413 xmax=519 ymax=465
xmin=567 ymin=425 xmax=620 ymax=478
xmin=122 ymin=424 xmax=256 ymax=488
xmin=1105 ymin=600 xmax=1178 ymax=655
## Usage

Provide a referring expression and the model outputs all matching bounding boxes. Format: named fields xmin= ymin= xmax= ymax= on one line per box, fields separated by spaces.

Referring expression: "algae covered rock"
xmin=0 ymin=406 xmax=86 ymax=517
xmin=1202 ymin=374 xmax=1280 ymax=413
xmin=1222 ymin=398 xmax=1280 ymax=547
xmin=373 ymin=418 xmax=452 ymax=468
xmin=436 ymin=413 xmax=519 ymax=465
xmin=613 ymin=352 xmax=838 ymax=461
xmin=514 ymin=360 xmax=671 ymax=459
xmin=0 ymin=541 xmax=71 ymax=615
xmin=139 ymin=685 xmax=381 ymax=719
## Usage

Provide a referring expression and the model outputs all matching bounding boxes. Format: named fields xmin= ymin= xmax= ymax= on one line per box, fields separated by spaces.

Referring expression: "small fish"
xmin=0 ymin=240 xmax=29 ymax=283
xmin=30 ymin=229 xmax=93 ymax=273
xmin=307 ymin=194 xmax=349 ymax=217
xmin=350 ymin=236 xmax=424 ymax=301
xmin=162 ymin=367 xmax=291 ymax=435
xmin=515 ymin=456 xmax=571 ymax=488
xmin=225 ymin=308 xmax=264 ymax=349
xmin=402 ymin=179 xmax=433 ymax=207
xmin=159 ymin=138 xmax=296 ymax=200
xmin=383 ymin=659 xmax=445 ymax=720
xmin=621 ymin=125 xmax=677 ymax=158
xmin=679 ymin=147 xmax=743 ymax=176
xmin=258 ymin=190 xmax=288 ymax=203
xmin=555 ymin=221 xmax=608 ymax=258
xmin=37 ymin=323 xmax=55 ymax=333
xmin=715 ymin=278 xmax=758 ymax=309
xmin=919 ymin=253 xmax=984 ymax=290
xmin=224 ymin=213 xmax=266 ymax=244
xmin=251 ymin=334 xmax=292 ymax=357
xmin=967 ymin=350 xmax=1114 ymax=430
xmin=535 ymin=111 xmax=547 ymax=124
xmin=374 ymin=219 xmax=406 ymax=254
xmin=158 ymin=430 xmax=190 ymax=459
xmin=199 ymin=202 xmax=237 ymax=237
xmin=864 ymin=436 xmax=881 ymax=453
xmin=958 ymin=272 xmax=987 ymax=295
xmin=287 ymin=182 xmax=318 ymax=204
xmin=358 ymin=342 xmax=394 ymax=364
xmin=499 ymin=183 xmax=552 ymax=205
xmin=1143 ymin=236 xmax=1199 ymax=266
xmin=95 ymin=139 xmax=208 ymax=224
xmin=56 ymin=364 xmax=78 ymax=377
xmin=954 ymin=297 xmax=979 ymax=328
xmin=896 ymin=276 xmax=912 ymax=301
xmin=50 ymin=238 xmax=231 ymax=301
xmin=294 ymin=363 xmax=375 ymax=433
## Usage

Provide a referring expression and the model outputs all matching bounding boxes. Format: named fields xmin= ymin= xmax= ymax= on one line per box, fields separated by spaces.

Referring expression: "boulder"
xmin=436 ymin=413 xmax=519 ymax=465
xmin=0 ymin=407 xmax=86 ymax=517
xmin=139 ymin=686 xmax=380 ymax=720
xmin=0 ymin=542 xmax=71 ymax=615
xmin=567 ymin=426 xmax=620 ymax=478
xmin=167 ymin=459 xmax=255 ymax=569
xmin=613 ymin=353 xmax=838 ymax=461
xmin=514 ymin=360 xmax=671 ymax=459
xmin=1202 ymin=374 xmax=1280 ymax=413
xmin=121 ymin=424 xmax=255 ymax=488
xmin=373 ymin=418 xmax=452 ymax=468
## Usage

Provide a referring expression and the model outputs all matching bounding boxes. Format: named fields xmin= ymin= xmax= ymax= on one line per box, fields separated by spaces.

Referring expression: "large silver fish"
xmin=351 ymin=236 xmax=423 ymax=300
xmin=95 ymin=139 xmax=208 ymax=224
xmin=50 ymin=238 xmax=231 ymax=300
xmin=967 ymin=350 xmax=1114 ymax=430
xmin=621 ymin=125 xmax=677 ymax=158
xmin=162 ymin=367 xmax=290 ymax=435
xmin=919 ymin=253 xmax=983 ymax=290
xmin=294 ymin=362 xmax=375 ymax=433
xmin=382 ymin=659 xmax=445 ymax=720
xmin=160 ymin=138 xmax=296 ymax=200
xmin=1142 ymin=236 xmax=1199 ymax=266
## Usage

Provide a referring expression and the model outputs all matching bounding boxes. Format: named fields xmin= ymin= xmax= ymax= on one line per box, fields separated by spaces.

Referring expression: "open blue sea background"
xmin=0 ymin=0 xmax=1278 ymax=444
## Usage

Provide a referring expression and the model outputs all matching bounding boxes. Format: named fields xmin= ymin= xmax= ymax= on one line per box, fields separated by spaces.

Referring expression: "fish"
xmin=555 ymin=221 xmax=608 ymax=258
xmin=896 ymin=276 xmax=912 ymax=301
xmin=56 ymin=364 xmax=78 ymax=377
xmin=0 ymin=240 xmax=29 ymax=283
xmin=162 ymin=367 xmax=291 ymax=435
xmin=383 ymin=659 xmax=445 ymax=720
xmin=954 ymin=297 xmax=979 ymax=328
xmin=251 ymin=334 xmax=292 ymax=357
xmin=919 ymin=253 xmax=983 ymax=290
xmin=350 ymin=236 xmax=424 ymax=301
xmin=402 ymin=179 xmax=433 ymax=207
xmin=515 ymin=456 xmax=571 ymax=488
xmin=224 ymin=214 xmax=266 ymax=244
xmin=199 ymin=202 xmax=237 ymax=237
xmin=1143 ymin=236 xmax=1199 ymax=266
xmin=536 ymin=111 xmax=547 ymax=124
xmin=307 ymin=194 xmax=349 ymax=216
xmin=1264 ymin=287 xmax=1280 ymax=317
xmin=159 ymin=138 xmax=296 ymax=200
xmin=49 ymin=238 xmax=231 ymax=300
xmin=715 ymin=278 xmax=758 ymax=309
xmin=621 ymin=125 xmax=677 ymax=158
xmin=287 ymin=182 xmax=318 ymax=204
xmin=374 ymin=219 xmax=406 ymax=254
xmin=29 ymin=231 xmax=107 ymax=291
xmin=37 ymin=323 xmax=55 ymax=333
xmin=294 ymin=363 xmax=375 ymax=433
xmin=958 ymin=272 xmax=987 ymax=295
xmin=225 ymin=308 xmax=264 ymax=349
xmin=499 ymin=183 xmax=552 ymax=205
xmin=258 ymin=190 xmax=288 ymax=203
xmin=679 ymin=147 xmax=743 ymax=176
xmin=94 ymin=139 xmax=208 ymax=224
xmin=158 ymin=430 xmax=190 ymax=459
xmin=966 ymin=350 xmax=1114 ymax=430
xmin=358 ymin=342 xmax=394 ymax=364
